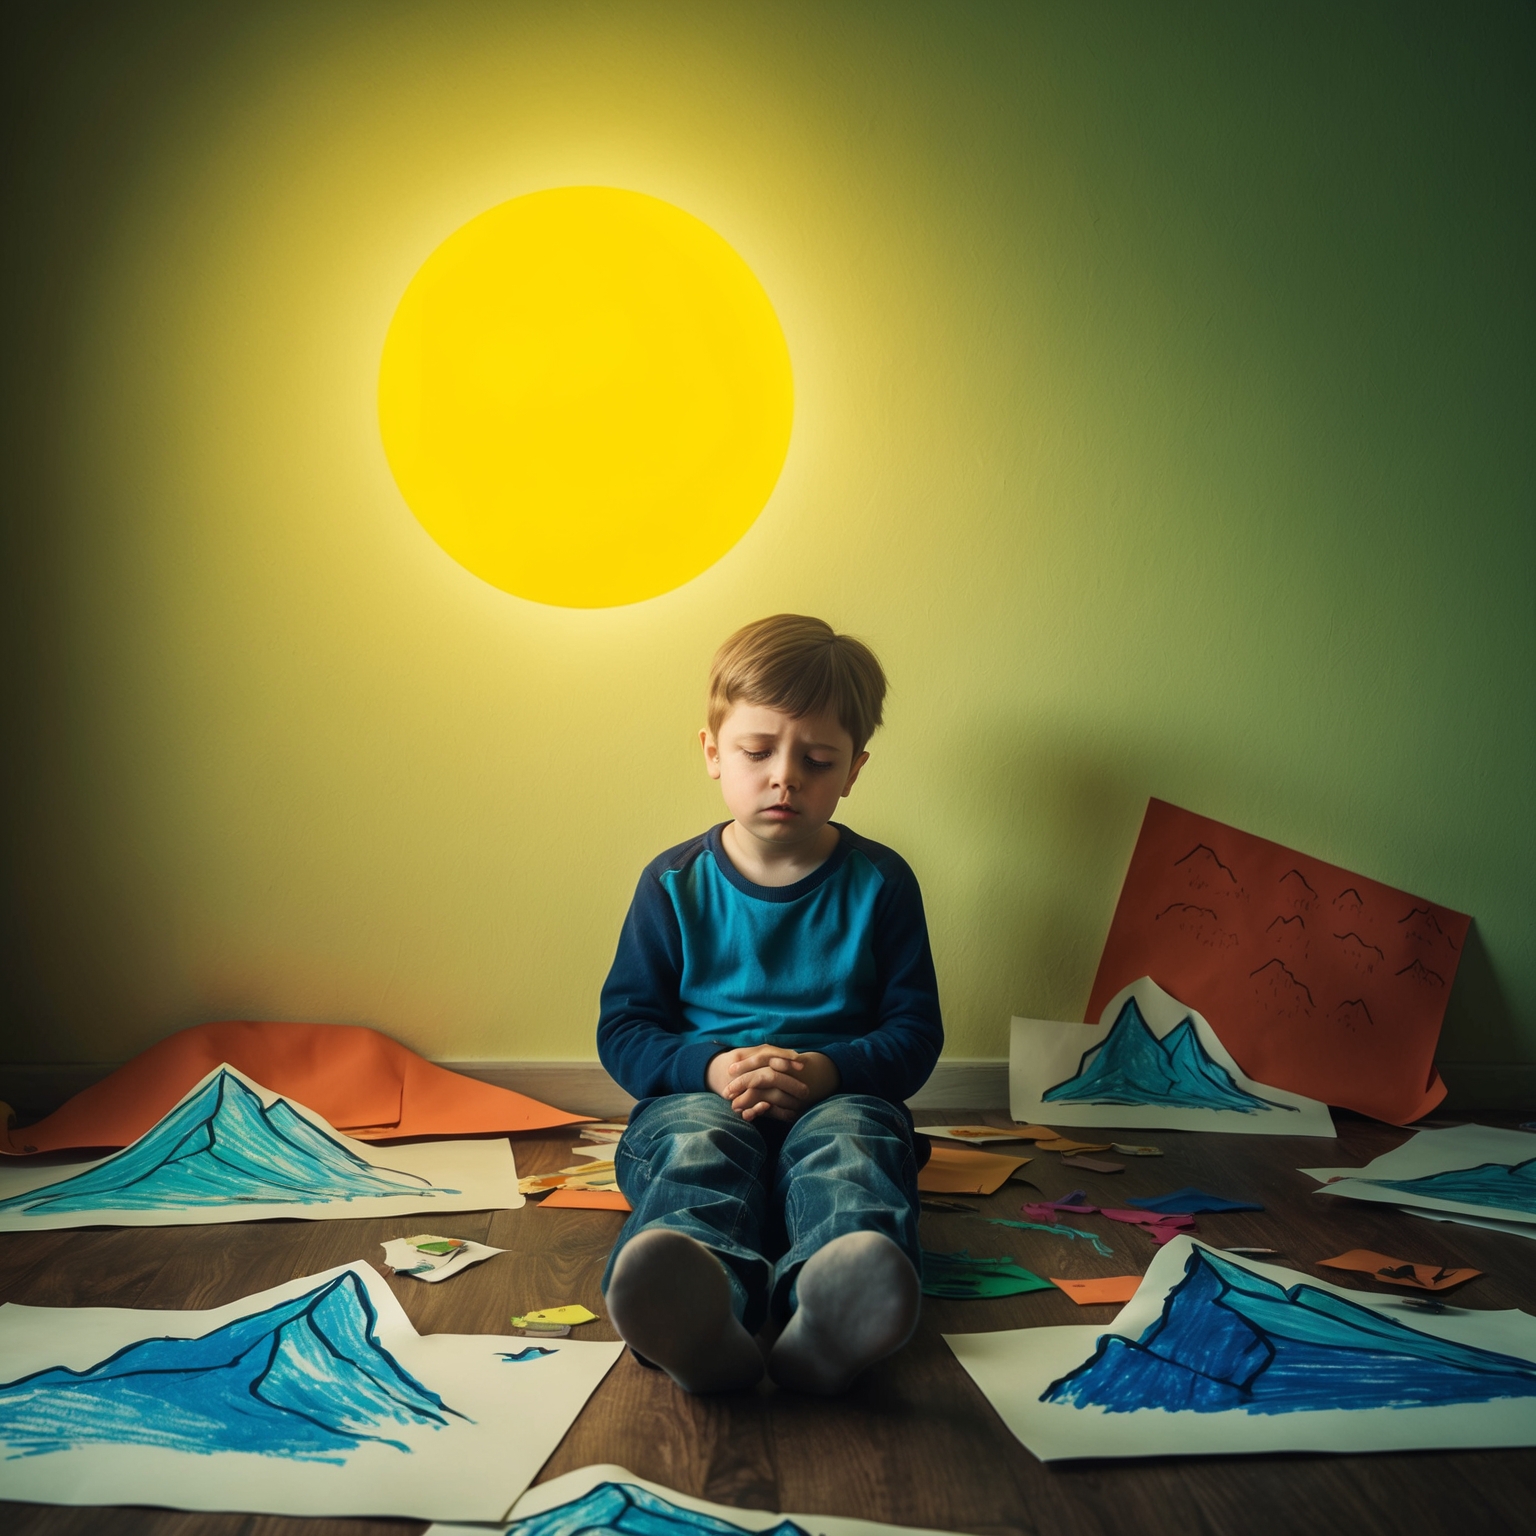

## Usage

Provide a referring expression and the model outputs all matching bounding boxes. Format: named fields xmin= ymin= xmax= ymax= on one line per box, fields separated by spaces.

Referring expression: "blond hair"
xmin=707 ymin=615 xmax=887 ymax=753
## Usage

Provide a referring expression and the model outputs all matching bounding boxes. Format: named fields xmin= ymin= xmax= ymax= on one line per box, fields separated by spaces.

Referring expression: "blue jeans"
xmin=601 ymin=1092 xmax=922 ymax=1336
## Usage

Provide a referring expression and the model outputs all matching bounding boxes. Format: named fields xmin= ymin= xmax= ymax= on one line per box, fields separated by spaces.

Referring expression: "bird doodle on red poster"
xmin=1088 ymin=800 xmax=1469 ymax=1123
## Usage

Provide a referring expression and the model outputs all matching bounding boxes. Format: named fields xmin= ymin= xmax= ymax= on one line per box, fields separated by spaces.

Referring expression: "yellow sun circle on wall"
xmin=378 ymin=187 xmax=794 ymax=608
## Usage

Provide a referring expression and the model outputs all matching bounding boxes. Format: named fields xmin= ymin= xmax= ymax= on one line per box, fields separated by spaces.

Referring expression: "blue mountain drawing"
xmin=1042 ymin=997 xmax=1294 ymax=1114
xmin=0 ymin=1069 xmax=457 ymax=1214
xmin=0 ymin=1270 xmax=466 ymax=1461
xmin=508 ymin=1480 xmax=808 ymax=1536
xmin=1043 ymin=1246 xmax=1536 ymax=1416
xmin=1360 ymin=1159 xmax=1536 ymax=1217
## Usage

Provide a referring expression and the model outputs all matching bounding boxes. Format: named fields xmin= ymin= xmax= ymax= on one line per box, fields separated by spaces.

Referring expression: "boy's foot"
xmin=606 ymin=1229 xmax=764 ymax=1393
xmin=767 ymin=1231 xmax=921 ymax=1395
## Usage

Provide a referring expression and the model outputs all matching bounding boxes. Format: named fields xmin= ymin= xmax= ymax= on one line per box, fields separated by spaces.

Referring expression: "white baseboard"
xmin=2 ymin=1057 xmax=1529 ymax=1124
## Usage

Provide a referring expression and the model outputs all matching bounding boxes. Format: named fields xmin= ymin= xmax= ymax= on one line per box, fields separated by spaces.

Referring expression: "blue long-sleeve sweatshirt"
xmin=596 ymin=823 xmax=943 ymax=1107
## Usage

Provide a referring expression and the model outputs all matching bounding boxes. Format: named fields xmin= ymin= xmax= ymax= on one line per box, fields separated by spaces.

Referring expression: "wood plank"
xmin=1 ymin=1116 xmax=1534 ymax=1536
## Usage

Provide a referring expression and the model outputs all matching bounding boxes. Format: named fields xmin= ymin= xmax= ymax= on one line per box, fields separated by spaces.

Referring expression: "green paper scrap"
xmin=410 ymin=1239 xmax=463 ymax=1256
xmin=987 ymin=1217 xmax=1115 ymax=1259
xmin=921 ymin=1248 xmax=1052 ymax=1300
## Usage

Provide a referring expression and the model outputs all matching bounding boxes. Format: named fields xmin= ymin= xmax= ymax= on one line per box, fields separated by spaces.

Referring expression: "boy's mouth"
xmin=761 ymin=804 xmax=798 ymax=818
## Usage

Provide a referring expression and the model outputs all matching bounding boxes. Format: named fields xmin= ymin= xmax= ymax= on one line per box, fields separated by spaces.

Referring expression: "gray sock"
xmin=767 ymin=1230 xmax=921 ymax=1395
xmin=606 ymin=1229 xmax=764 ymax=1394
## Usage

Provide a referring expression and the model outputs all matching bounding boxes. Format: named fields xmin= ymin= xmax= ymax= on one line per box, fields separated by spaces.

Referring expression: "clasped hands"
xmin=705 ymin=1044 xmax=840 ymax=1123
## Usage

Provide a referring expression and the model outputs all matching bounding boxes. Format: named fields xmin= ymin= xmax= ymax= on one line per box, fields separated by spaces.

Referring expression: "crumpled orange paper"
xmin=0 ymin=1020 xmax=592 ymax=1154
xmin=916 ymin=1142 xmax=1030 ymax=1195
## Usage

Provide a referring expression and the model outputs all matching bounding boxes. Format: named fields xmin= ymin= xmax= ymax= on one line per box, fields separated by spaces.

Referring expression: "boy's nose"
xmin=770 ymin=753 xmax=800 ymax=788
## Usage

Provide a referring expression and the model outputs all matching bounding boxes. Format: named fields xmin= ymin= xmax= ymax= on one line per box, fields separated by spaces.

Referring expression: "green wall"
xmin=2 ymin=1 xmax=1532 ymax=1073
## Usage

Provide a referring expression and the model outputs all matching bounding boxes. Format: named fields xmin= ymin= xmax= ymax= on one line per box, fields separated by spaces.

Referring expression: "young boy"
xmin=596 ymin=614 xmax=943 ymax=1395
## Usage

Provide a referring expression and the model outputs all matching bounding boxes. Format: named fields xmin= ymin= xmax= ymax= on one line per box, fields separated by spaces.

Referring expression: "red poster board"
xmin=1087 ymin=800 xmax=1470 ymax=1124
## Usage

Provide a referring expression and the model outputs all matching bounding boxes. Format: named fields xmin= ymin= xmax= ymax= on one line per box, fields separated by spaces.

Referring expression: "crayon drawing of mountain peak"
xmin=1043 ymin=1247 xmax=1536 ymax=1416
xmin=0 ymin=1270 xmax=464 ymax=1461
xmin=1043 ymin=997 xmax=1294 ymax=1115
xmin=510 ymin=1481 xmax=810 ymax=1536
xmin=1361 ymin=1159 xmax=1536 ymax=1217
xmin=0 ymin=1070 xmax=456 ymax=1215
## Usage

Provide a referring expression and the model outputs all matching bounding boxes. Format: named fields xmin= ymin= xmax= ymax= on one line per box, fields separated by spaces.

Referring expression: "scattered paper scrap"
xmin=1101 ymin=1209 xmax=1196 ymax=1245
xmin=1318 ymin=1250 xmax=1482 ymax=1293
xmin=944 ymin=1239 xmax=1536 ymax=1462
xmin=1035 ymin=1137 xmax=1113 ymax=1155
xmin=988 ymin=1217 xmax=1114 ymax=1258
xmin=577 ymin=1123 xmax=628 ymax=1143
xmin=1060 ymin=1155 xmax=1124 ymax=1174
xmin=0 ymin=1262 xmax=622 ymax=1519
xmin=1051 ymin=1275 xmax=1141 ymax=1306
xmin=918 ymin=1125 xmax=1044 ymax=1144
xmin=518 ymin=1162 xmax=618 ymax=1196
xmin=921 ymin=1249 xmax=1052 ymax=1299
xmin=916 ymin=1142 xmax=1030 ymax=1195
xmin=539 ymin=1188 xmax=632 ymax=1211
xmin=1126 ymin=1187 xmax=1263 ymax=1215
xmin=1086 ymin=798 xmax=1470 ymax=1124
xmin=1021 ymin=1192 xmax=1097 ymax=1222
xmin=1012 ymin=976 xmax=1335 ymax=1137
xmin=511 ymin=1305 xmax=597 ymax=1329
xmin=1113 ymin=1143 xmax=1163 ymax=1157
xmin=382 ymin=1234 xmax=505 ymax=1283
xmin=981 ymin=1115 xmax=1062 ymax=1139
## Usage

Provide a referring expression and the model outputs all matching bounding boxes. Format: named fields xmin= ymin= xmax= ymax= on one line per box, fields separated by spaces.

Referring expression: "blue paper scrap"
xmin=1126 ymin=1187 xmax=1263 ymax=1215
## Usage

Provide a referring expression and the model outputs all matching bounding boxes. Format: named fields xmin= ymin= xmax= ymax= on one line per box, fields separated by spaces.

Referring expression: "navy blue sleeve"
xmin=596 ymin=860 xmax=727 ymax=1098
xmin=815 ymin=851 xmax=944 ymax=1104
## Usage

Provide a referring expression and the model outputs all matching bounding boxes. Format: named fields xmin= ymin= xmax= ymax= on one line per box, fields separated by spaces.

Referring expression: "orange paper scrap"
xmin=1317 ymin=1250 xmax=1481 ymax=1292
xmin=1035 ymin=1137 xmax=1114 ymax=1155
xmin=1088 ymin=799 xmax=1470 ymax=1123
xmin=917 ymin=1142 xmax=1030 ymax=1195
xmin=979 ymin=1117 xmax=1061 ymax=1141
xmin=0 ymin=1021 xmax=593 ymax=1155
xmin=1052 ymin=1275 xmax=1141 ymax=1306
xmin=538 ymin=1188 xmax=632 ymax=1211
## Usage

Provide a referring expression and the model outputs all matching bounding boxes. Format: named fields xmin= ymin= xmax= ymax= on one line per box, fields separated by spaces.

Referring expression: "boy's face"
xmin=702 ymin=702 xmax=868 ymax=850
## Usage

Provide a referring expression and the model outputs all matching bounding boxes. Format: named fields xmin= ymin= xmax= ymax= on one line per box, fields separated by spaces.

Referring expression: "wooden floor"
xmin=3 ymin=1112 xmax=1535 ymax=1536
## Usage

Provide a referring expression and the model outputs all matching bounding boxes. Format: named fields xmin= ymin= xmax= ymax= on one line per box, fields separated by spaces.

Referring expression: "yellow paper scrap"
xmin=510 ymin=1304 xmax=598 ymax=1328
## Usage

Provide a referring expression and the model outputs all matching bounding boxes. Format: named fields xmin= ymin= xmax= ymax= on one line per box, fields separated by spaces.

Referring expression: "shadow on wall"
xmin=934 ymin=720 xmax=1222 ymax=1024
xmin=1437 ymin=922 xmax=1523 ymax=1110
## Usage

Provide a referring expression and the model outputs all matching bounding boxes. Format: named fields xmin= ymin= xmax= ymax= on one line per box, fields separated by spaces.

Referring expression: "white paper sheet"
xmin=424 ymin=1462 xmax=979 ymax=1536
xmin=1408 ymin=1209 xmax=1536 ymax=1242
xmin=944 ymin=1237 xmax=1536 ymax=1461
xmin=0 ymin=1261 xmax=622 ymax=1519
xmin=1303 ymin=1123 xmax=1536 ymax=1227
xmin=382 ymin=1236 xmax=505 ymax=1281
xmin=0 ymin=1065 xmax=524 ymax=1229
xmin=1009 ymin=978 xmax=1335 ymax=1136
